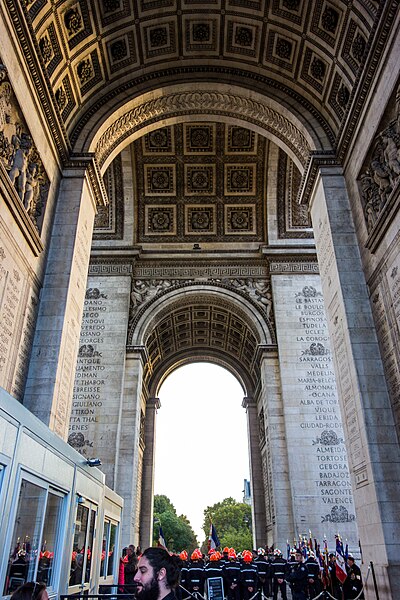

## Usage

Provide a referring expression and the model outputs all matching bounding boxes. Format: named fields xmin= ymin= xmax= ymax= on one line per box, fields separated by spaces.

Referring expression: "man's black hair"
xmin=142 ymin=547 xmax=181 ymax=589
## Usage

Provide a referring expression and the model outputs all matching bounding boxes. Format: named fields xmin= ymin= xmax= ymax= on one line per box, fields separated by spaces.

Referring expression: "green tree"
xmin=153 ymin=494 xmax=198 ymax=553
xmin=202 ymin=497 xmax=253 ymax=552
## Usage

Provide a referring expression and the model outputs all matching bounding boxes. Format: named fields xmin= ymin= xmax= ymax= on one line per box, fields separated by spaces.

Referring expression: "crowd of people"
xmin=8 ymin=544 xmax=363 ymax=600
xmin=122 ymin=544 xmax=364 ymax=600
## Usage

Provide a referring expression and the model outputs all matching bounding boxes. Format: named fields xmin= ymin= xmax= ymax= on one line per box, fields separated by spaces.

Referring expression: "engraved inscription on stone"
xmin=11 ymin=290 xmax=38 ymax=400
xmin=370 ymin=258 xmax=400 ymax=434
xmin=0 ymin=243 xmax=28 ymax=395
xmin=69 ymin=278 xmax=131 ymax=485
xmin=273 ymin=276 xmax=358 ymax=544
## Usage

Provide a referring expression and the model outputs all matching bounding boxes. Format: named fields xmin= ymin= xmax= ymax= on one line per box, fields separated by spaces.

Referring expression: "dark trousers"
xmin=227 ymin=584 xmax=241 ymax=600
xmin=259 ymin=579 xmax=271 ymax=598
xmin=292 ymin=592 xmax=307 ymax=600
xmin=273 ymin=580 xmax=287 ymax=600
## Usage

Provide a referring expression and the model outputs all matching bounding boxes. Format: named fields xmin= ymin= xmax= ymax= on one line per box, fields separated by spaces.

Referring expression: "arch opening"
xmin=154 ymin=362 xmax=250 ymax=546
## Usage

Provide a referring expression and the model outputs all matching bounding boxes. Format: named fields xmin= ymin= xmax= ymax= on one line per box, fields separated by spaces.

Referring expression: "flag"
xmin=158 ymin=525 xmax=167 ymax=549
xmin=308 ymin=531 xmax=313 ymax=551
xmin=208 ymin=522 xmax=220 ymax=551
xmin=335 ymin=535 xmax=347 ymax=584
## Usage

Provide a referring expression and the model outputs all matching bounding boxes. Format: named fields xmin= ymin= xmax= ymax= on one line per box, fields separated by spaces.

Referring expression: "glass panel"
xmin=100 ymin=521 xmax=110 ymax=577
xmin=107 ymin=524 xmax=117 ymax=577
xmin=69 ymin=504 xmax=89 ymax=587
xmin=38 ymin=492 xmax=64 ymax=586
xmin=3 ymin=480 xmax=46 ymax=595
xmin=84 ymin=509 xmax=96 ymax=583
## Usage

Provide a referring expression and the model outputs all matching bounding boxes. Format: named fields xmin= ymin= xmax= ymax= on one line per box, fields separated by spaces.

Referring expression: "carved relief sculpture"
xmin=0 ymin=63 xmax=49 ymax=231
xmin=359 ymin=81 xmax=400 ymax=233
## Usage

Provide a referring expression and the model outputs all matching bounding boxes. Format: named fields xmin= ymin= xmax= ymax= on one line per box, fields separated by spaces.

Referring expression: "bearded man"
xmin=134 ymin=547 xmax=181 ymax=600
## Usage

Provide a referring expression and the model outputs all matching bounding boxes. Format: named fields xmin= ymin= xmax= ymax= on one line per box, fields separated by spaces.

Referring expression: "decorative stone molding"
xmin=133 ymin=263 xmax=268 ymax=279
xmin=66 ymin=154 xmax=108 ymax=207
xmin=128 ymin=278 xmax=275 ymax=338
xmin=297 ymin=150 xmax=339 ymax=207
xmin=95 ymin=90 xmax=311 ymax=168
xmin=268 ymin=260 xmax=319 ymax=274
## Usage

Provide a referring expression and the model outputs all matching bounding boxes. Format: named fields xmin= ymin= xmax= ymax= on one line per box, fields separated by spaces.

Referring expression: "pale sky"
xmin=154 ymin=363 xmax=250 ymax=545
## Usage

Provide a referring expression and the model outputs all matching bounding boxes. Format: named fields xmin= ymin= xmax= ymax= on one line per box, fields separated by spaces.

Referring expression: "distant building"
xmin=243 ymin=480 xmax=251 ymax=505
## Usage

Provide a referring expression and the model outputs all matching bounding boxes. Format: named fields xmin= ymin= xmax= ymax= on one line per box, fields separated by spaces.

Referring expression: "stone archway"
xmin=126 ymin=284 xmax=275 ymax=548
xmin=62 ymin=95 xmax=400 ymax=594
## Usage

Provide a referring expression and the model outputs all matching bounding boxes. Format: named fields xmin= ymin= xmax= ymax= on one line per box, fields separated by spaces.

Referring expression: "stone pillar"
xmin=309 ymin=164 xmax=400 ymax=597
xmin=23 ymin=159 xmax=106 ymax=439
xmin=68 ymin=273 xmax=131 ymax=487
xmin=115 ymin=346 xmax=147 ymax=547
xmin=271 ymin=271 xmax=358 ymax=549
xmin=243 ymin=396 xmax=266 ymax=548
xmin=139 ymin=396 xmax=161 ymax=549
xmin=258 ymin=349 xmax=294 ymax=551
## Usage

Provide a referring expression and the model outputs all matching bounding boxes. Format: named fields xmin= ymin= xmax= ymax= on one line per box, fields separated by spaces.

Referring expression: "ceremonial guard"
xmin=178 ymin=551 xmax=189 ymax=600
xmin=204 ymin=551 xmax=223 ymax=588
xmin=186 ymin=549 xmax=205 ymax=599
xmin=271 ymin=549 xmax=287 ymax=600
xmin=304 ymin=551 xmax=322 ymax=599
xmin=222 ymin=549 xmax=241 ymax=600
xmin=254 ymin=548 xmax=269 ymax=600
xmin=220 ymin=547 xmax=230 ymax=568
xmin=240 ymin=551 xmax=259 ymax=600
xmin=286 ymin=549 xmax=308 ymax=600
xmin=342 ymin=556 xmax=364 ymax=600
xmin=327 ymin=554 xmax=342 ymax=600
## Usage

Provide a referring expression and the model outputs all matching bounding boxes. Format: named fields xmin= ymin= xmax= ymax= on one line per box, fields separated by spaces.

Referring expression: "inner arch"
xmin=154 ymin=362 xmax=250 ymax=544
xmin=132 ymin=287 xmax=274 ymax=397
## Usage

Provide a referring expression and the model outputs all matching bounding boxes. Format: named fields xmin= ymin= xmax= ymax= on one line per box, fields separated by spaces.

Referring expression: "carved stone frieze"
xmin=358 ymin=80 xmax=400 ymax=236
xmin=0 ymin=63 xmax=49 ymax=232
xmin=128 ymin=277 xmax=275 ymax=346
xmin=95 ymin=91 xmax=311 ymax=167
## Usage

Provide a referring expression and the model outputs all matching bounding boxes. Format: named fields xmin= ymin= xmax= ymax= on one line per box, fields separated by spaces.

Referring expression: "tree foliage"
xmin=201 ymin=497 xmax=253 ymax=552
xmin=153 ymin=494 xmax=198 ymax=553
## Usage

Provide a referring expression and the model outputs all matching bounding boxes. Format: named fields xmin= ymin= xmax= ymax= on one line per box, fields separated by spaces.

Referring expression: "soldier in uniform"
xmin=304 ymin=551 xmax=322 ymax=599
xmin=327 ymin=554 xmax=342 ymax=600
xmin=204 ymin=550 xmax=223 ymax=593
xmin=342 ymin=556 xmax=364 ymax=600
xmin=254 ymin=548 xmax=269 ymax=600
xmin=222 ymin=549 xmax=241 ymax=600
xmin=186 ymin=549 xmax=205 ymax=599
xmin=240 ymin=550 xmax=258 ymax=600
xmin=286 ymin=550 xmax=308 ymax=600
xmin=240 ymin=551 xmax=259 ymax=600
xmin=271 ymin=549 xmax=288 ymax=600
xmin=177 ymin=551 xmax=189 ymax=600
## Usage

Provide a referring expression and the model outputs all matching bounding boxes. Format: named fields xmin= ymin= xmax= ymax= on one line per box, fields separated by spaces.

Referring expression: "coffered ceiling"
xmin=9 ymin=0 xmax=394 ymax=158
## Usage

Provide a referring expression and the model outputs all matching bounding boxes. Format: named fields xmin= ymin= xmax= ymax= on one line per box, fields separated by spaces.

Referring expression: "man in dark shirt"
xmin=343 ymin=556 xmax=364 ymax=600
xmin=134 ymin=547 xmax=181 ymax=600
xmin=286 ymin=550 xmax=308 ymax=600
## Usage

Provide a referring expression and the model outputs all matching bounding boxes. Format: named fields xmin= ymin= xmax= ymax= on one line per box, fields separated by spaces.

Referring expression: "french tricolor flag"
xmin=208 ymin=523 xmax=220 ymax=551
xmin=158 ymin=525 xmax=167 ymax=549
